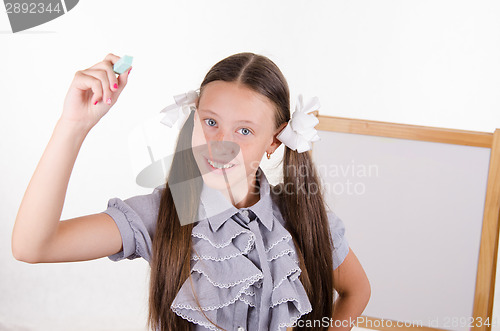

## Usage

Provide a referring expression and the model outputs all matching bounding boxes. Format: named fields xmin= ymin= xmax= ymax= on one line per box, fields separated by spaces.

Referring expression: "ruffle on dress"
xmin=105 ymin=197 xmax=154 ymax=263
xmin=170 ymin=210 xmax=312 ymax=331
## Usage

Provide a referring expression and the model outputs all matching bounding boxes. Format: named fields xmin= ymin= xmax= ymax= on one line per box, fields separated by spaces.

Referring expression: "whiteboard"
xmin=312 ymin=129 xmax=491 ymax=330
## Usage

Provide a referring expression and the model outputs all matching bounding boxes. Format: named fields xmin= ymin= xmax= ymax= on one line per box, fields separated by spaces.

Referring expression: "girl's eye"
xmin=203 ymin=118 xmax=252 ymax=136
xmin=238 ymin=128 xmax=252 ymax=136
xmin=204 ymin=118 xmax=217 ymax=127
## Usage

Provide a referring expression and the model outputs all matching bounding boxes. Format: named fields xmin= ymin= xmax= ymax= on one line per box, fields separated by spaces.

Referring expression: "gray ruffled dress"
xmin=103 ymin=167 xmax=349 ymax=331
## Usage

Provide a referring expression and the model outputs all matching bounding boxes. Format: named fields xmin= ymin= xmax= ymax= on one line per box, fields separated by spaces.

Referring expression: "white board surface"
xmin=313 ymin=130 xmax=491 ymax=330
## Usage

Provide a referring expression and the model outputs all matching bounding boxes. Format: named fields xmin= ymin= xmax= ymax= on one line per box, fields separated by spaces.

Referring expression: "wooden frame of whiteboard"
xmin=310 ymin=111 xmax=500 ymax=331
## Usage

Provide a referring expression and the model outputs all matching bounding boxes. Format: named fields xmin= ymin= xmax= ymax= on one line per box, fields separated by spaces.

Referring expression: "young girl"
xmin=12 ymin=52 xmax=370 ymax=331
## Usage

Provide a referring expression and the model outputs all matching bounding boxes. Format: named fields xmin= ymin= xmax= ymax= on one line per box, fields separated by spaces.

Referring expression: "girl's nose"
xmin=214 ymin=129 xmax=229 ymax=142
xmin=209 ymin=130 xmax=239 ymax=158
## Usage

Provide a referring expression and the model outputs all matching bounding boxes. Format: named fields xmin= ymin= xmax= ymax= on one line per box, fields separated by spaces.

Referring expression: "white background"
xmin=1 ymin=0 xmax=499 ymax=330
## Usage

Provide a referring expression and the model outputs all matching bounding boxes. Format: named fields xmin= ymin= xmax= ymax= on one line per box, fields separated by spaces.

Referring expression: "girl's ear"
xmin=274 ymin=122 xmax=288 ymax=139
xmin=270 ymin=122 xmax=288 ymax=150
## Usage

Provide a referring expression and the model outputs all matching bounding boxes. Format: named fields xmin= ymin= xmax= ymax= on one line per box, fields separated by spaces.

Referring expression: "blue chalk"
xmin=113 ymin=55 xmax=133 ymax=74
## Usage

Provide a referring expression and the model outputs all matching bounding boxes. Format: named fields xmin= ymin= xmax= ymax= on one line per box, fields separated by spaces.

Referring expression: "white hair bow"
xmin=276 ymin=94 xmax=321 ymax=153
xmin=159 ymin=89 xmax=200 ymax=130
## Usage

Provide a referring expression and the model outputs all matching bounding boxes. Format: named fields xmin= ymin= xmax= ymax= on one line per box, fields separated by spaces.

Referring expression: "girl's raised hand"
xmin=61 ymin=53 xmax=131 ymax=130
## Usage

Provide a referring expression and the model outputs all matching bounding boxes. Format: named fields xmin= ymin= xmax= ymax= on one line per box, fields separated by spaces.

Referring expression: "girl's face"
xmin=191 ymin=80 xmax=285 ymax=204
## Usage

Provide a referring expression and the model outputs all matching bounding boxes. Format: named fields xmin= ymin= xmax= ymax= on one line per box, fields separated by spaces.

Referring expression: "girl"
xmin=12 ymin=52 xmax=370 ymax=331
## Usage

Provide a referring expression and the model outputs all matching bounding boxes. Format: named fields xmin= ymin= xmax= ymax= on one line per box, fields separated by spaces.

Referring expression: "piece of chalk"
xmin=113 ymin=55 xmax=133 ymax=74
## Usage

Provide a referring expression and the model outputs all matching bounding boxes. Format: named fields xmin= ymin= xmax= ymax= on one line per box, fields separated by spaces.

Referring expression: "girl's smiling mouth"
xmin=203 ymin=155 xmax=237 ymax=174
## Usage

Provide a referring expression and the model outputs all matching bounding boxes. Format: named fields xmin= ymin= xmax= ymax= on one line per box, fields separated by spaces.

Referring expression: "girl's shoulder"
xmin=122 ymin=184 xmax=165 ymax=228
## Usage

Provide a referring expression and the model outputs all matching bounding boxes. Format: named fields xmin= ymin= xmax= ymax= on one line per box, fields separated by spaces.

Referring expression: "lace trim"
xmin=271 ymin=295 xmax=310 ymax=313
xmin=191 ymin=266 xmax=263 ymax=289
xmin=273 ymin=266 xmax=301 ymax=291
xmin=276 ymin=305 xmax=313 ymax=331
xmin=243 ymin=288 xmax=255 ymax=296
xmin=192 ymin=229 xmax=254 ymax=248
xmin=265 ymin=233 xmax=292 ymax=252
xmin=191 ymin=250 xmax=242 ymax=262
xmin=171 ymin=273 xmax=263 ymax=311
xmin=191 ymin=234 xmax=255 ymax=261
xmin=239 ymin=296 xmax=256 ymax=308
xmin=267 ymin=248 xmax=294 ymax=262
xmin=170 ymin=307 xmax=222 ymax=331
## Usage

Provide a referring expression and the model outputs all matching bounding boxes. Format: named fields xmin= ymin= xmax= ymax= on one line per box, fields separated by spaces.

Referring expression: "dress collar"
xmin=198 ymin=166 xmax=274 ymax=232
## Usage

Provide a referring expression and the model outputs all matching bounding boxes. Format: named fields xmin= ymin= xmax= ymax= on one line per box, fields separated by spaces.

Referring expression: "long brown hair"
xmin=147 ymin=52 xmax=335 ymax=331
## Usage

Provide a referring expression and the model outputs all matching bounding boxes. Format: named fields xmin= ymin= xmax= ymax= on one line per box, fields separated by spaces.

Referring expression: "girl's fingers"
xmin=103 ymin=52 xmax=121 ymax=65
xmin=88 ymin=60 xmax=119 ymax=93
xmin=73 ymin=70 xmax=104 ymax=106
xmin=110 ymin=52 xmax=132 ymax=95
xmin=87 ymin=53 xmax=131 ymax=97
xmin=116 ymin=66 xmax=131 ymax=94
xmin=104 ymin=60 xmax=120 ymax=92
xmin=82 ymin=68 xmax=113 ymax=105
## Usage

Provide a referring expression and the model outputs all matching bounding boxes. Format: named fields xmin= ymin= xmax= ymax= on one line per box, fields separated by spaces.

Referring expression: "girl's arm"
xmin=12 ymin=118 xmax=89 ymax=262
xmin=11 ymin=53 xmax=131 ymax=263
xmin=329 ymin=248 xmax=371 ymax=331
